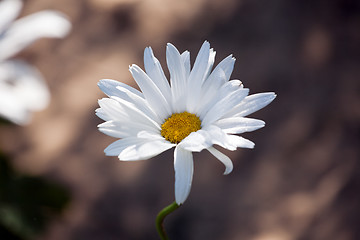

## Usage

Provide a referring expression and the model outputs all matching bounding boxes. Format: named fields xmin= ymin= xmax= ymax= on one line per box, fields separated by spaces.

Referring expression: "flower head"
xmin=0 ymin=0 xmax=71 ymax=125
xmin=97 ymin=41 xmax=276 ymax=204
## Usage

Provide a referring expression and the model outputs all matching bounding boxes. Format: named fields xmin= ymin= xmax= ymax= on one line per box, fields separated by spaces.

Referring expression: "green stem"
xmin=156 ymin=201 xmax=180 ymax=240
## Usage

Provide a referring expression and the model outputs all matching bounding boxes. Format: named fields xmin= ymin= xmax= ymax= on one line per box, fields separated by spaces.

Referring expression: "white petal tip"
xmin=265 ymin=93 xmax=277 ymax=105
xmin=97 ymin=79 xmax=107 ymax=88
xmin=223 ymin=165 xmax=233 ymax=175
xmin=103 ymin=150 xmax=115 ymax=157
xmin=32 ymin=11 xmax=72 ymax=38
xmin=129 ymin=64 xmax=141 ymax=71
xmin=144 ymin=47 xmax=154 ymax=57
xmin=97 ymin=98 xmax=107 ymax=104
xmin=207 ymin=147 xmax=234 ymax=176
xmin=200 ymin=41 xmax=211 ymax=50
xmin=268 ymin=92 xmax=277 ymax=100
xmin=238 ymin=137 xmax=256 ymax=149
xmin=166 ymin=43 xmax=178 ymax=52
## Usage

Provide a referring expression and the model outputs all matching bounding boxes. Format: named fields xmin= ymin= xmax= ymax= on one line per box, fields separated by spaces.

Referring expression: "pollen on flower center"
xmin=161 ymin=111 xmax=201 ymax=144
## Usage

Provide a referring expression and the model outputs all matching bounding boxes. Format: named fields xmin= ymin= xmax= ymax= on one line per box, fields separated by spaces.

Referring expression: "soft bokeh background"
xmin=0 ymin=0 xmax=359 ymax=239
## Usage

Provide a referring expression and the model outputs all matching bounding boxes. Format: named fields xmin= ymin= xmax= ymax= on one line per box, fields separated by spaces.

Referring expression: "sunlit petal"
xmin=0 ymin=10 xmax=71 ymax=60
xmin=174 ymin=147 xmax=194 ymax=204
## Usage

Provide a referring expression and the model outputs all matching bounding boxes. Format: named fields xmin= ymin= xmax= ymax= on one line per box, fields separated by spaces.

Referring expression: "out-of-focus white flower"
xmin=0 ymin=0 xmax=71 ymax=125
xmin=97 ymin=41 xmax=276 ymax=205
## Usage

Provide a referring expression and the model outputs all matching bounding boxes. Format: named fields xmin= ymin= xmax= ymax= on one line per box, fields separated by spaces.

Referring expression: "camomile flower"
xmin=97 ymin=41 xmax=276 ymax=205
xmin=0 ymin=0 xmax=71 ymax=125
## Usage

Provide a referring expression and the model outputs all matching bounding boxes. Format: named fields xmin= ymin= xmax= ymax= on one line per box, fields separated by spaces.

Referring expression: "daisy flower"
xmin=0 ymin=0 xmax=71 ymax=125
xmin=97 ymin=41 xmax=276 ymax=205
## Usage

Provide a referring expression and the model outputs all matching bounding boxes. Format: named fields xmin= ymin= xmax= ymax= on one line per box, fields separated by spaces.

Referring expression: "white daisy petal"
xmin=98 ymin=120 xmax=158 ymax=138
xmin=207 ymin=127 xmax=238 ymax=151
xmin=197 ymin=54 xmax=236 ymax=111
xmin=225 ymin=92 xmax=276 ymax=118
xmin=99 ymin=80 xmax=162 ymax=124
xmin=112 ymin=96 xmax=162 ymax=129
xmin=0 ymin=4 xmax=70 ymax=125
xmin=95 ymin=108 xmax=108 ymax=121
xmin=180 ymin=125 xmax=237 ymax=152
xmin=0 ymin=0 xmax=22 ymax=33
xmin=144 ymin=47 xmax=172 ymax=104
xmin=0 ymin=10 xmax=71 ymax=61
xmin=179 ymin=130 xmax=212 ymax=152
xmin=166 ymin=43 xmax=187 ymax=112
xmin=215 ymin=117 xmax=265 ymax=134
xmin=180 ymin=50 xmax=191 ymax=78
xmin=198 ymin=55 xmax=236 ymax=108
xmin=97 ymin=97 xmax=160 ymax=129
xmin=174 ymin=146 xmax=194 ymax=205
xmin=228 ymin=135 xmax=255 ymax=149
xmin=198 ymin=79 xmax=243 ymax=118
xmin=98 ymin=79 xmax=143 ymax=98
xmin=97 ymin=98 xmax=127 ymax=122
xmin=188 ymin=41 xmax=212 ymax=85
xmin=202 ymin=87 xmax=249 ymax=126
xmin=136 ymin=130 xmax=165 ymax=140
xmin=0 ymin=60 xmax=49 ymax=125
xmin=129 ymin=64 xmax=171 ymax=120
xmin=104 ymin=138 xmax=139 ymax=156
xmin=0 ymin=60 xmax=49 ymax=111
xmin=98 ymin=123 xmax=129 ymax=138
xmin=105 ymin=137 xmax=174 ymax=160
xmin=119 ymin=139 xmax=174 ymax=161
xmin=193 ymin=67 xmax=227 ymax=114
xmin=208 ymin=54 xmax=236 ymax=83
xmin=187 ymin=41 xmax=216 ymax=112
xmin=207 ymin=147 xmax=233 ymax=175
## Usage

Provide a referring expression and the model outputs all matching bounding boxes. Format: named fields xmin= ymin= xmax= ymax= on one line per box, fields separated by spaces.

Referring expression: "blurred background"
xmin=0 ymin=0 xmax=359 ymax=239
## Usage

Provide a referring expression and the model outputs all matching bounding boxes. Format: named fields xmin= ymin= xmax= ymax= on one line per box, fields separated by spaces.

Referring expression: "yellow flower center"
xmin=161 ymin=111 xmax=201 ymax=144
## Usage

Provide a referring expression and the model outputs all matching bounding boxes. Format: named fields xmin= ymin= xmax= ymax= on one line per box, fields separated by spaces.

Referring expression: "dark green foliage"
xmin=0 ymin=152 xmax=71 ymax=240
